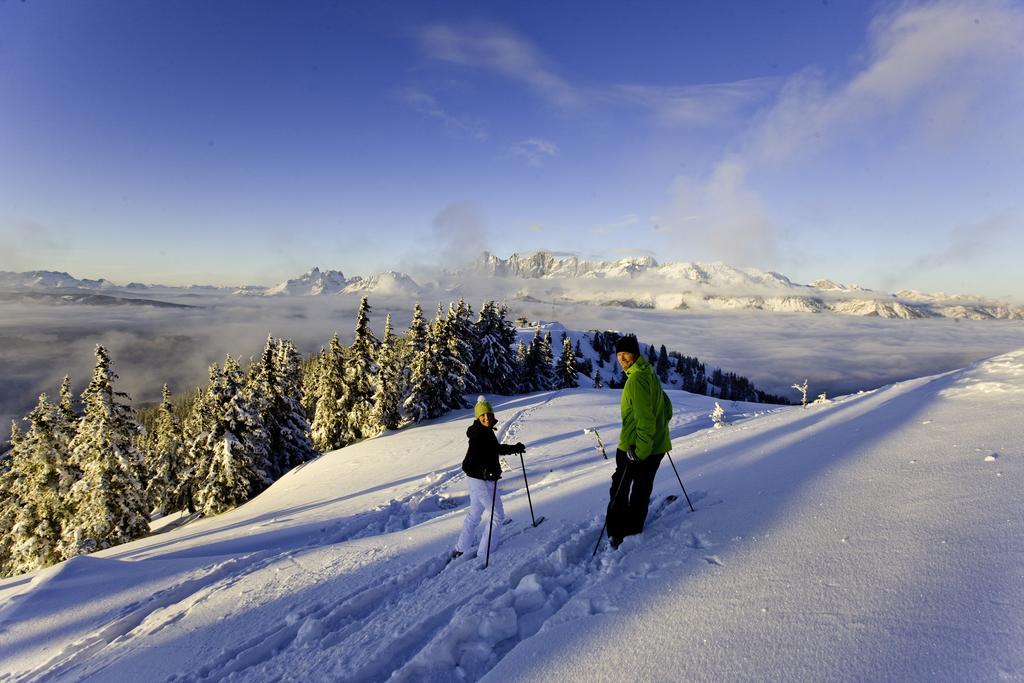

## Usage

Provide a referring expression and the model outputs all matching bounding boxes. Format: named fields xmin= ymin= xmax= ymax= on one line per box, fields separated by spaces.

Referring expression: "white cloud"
xmin=659 ymin=0 xmax=1024 ymax=266
xmin=508 ymin=138 xmax=559 ymax=167
xmin=416 ymin=22 xmax=771 ymax=126
xmin=593 ymin=214 xmax=640 ymax=235
xmin=418 ymin=22 xmax=580 ymax=109
xmin=606 ymin=78 xmax=778 ymax=127
xmin=396 ymin=87 xmax=489 ymax=141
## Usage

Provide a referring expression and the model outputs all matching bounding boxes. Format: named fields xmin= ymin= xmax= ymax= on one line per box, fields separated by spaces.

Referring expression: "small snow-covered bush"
xmin=711 ymin=402 xmax=727 ymax=428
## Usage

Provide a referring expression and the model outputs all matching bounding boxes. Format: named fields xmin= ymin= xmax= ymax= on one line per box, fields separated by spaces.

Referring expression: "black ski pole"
xmin=484 ymin=479 xmax=498 ymax=569
xmin=665 ymin=452 xmax=695 ymax=512
xmin=592 ymin=462 xmax=630 ymax=557
xmin=518 ymin=451 xmax=540 ymax=527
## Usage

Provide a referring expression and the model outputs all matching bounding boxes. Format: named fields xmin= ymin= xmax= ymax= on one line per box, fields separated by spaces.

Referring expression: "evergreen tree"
xmin=195 ymin=356 xmax=272 ymax=515
xmin=402 ymin=304 xmax=444 ymax=424
xmin=0 ymin=422 xmax=21 ymax=577
xmin=656 ymin=345 xmax=671 ymax=383
xmin=273 ymin=338 xmax=316 ymax=469
xmin=310 ymin=334 xmax=348 ymax=450
xmin=514 ymin=339 xmax=530 ymax=393
xmin=646 ymin=343 xmax=658 ymax=365
xmin=61 ymin=345 xmax=149 ymax=557
xmin=345 ymin=297 xmax=379 ymax=441
xmin=6 ymin=394 xmax=73 ymax=573
xmin=556 ymin=332 xmax=579 ymax=389
xmin=145 ymin=384 xmax=185 ymax=517
xmin=434 ymin=303 xmax=470 ymax=410
xmin=300 ymin=349 xmax=323 ymax=419
xmin=181 ymin=374 xmax=219 ymax=514
xmin=593 ymin=368 xmax=604 ymax=389
xmin=472 ymin=301 xmax=518 ymax=394
xmin=525 ymin=330 xmax=557 ymax=391
xmin=368 ymin=314 xmax=402 ymax=432
xmin=447 ymin=299 xmax=479 ymax=395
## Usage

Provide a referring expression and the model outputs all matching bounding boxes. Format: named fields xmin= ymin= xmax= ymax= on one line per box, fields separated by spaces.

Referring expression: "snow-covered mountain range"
xmin=2 ymin=254 xmax=1020 ymax=319
xmin=464 ymin=252 xmax=1024 ymax=320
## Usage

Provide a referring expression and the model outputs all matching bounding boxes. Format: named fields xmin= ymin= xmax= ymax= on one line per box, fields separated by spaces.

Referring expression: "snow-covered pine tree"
xmin=0 ymin=421 xmax=21 ymax=577
xmin=711 ymin=401 xmax=727 ymax=428
xmin=246 ymin=336 xmax=284 ymax=479
xmin=472 ymin=301 xmax=518 ymax=395
xmin=300 ymin=349 xmax=323 ymax=419
xmin=345 ymin=297 xmax=380 ymax=442
xmin=524 ymin=329 xmax=556 ymax=391
xmin=593 ymin=368 xmax=604 ymax=389
xmin=60 ymin=345 xmax=150 ymax=558
xmin=144 ymin=384 xmax=185 ymax=518
xmin=310 ymin=334 xmax=348 ymax=451
xmin=195 ymin=356 xmax=272 ymax=515
xmin=514 ymin=339 xmax=530 ymax=393
xmin=274 ymin=338 xmax=316 ymax=470
xmin=556 ymin=332 xmax=579 ymax=389
xmin=181 ymin=372 xmax=220 ymax=515
xmin=402 ymin=304 xmax=442 ymax=424
xmin=435 ymin=302 xmax=472 ymax=410
xmin=448 ymin=299 xmax=479 ymax=395
xmin=6 ymin=393 xmax=75 ymax=573
xmin=368 ymin=313 xmax=402 ymax=433
xmin=56 ymin=375 xmax=77 ymax=449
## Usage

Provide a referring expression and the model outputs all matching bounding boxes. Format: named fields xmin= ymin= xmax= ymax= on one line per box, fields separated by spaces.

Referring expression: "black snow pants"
xmin=607 ymin=448 xmax=665 ymax=540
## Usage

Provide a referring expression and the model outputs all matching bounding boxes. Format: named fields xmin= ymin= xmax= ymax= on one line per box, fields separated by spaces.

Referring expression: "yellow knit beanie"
xmin=474 ymin=395 xmax=494 ymax=418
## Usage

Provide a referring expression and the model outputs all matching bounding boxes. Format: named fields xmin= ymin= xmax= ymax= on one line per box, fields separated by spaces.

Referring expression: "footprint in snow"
xmin=984 ymin=453 xmax=999 ymax=462
xmin=703 ymin=555 xmax=724 ymax=567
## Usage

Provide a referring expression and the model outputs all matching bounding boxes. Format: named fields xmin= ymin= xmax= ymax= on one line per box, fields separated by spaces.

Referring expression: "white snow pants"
xmin=455 ymin=477 xmax=506 ymax=557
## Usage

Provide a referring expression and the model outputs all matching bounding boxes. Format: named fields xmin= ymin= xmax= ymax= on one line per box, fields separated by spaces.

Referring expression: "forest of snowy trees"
xmin=0 ymin=297 xmax=784 ymax=578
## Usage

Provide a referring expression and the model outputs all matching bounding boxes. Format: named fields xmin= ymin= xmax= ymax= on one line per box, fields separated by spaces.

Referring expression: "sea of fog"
xmin=3 ymin=292 xmax=1024 ymax=441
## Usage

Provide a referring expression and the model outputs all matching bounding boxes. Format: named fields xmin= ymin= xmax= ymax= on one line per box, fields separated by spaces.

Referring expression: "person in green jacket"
xmin=607 ymin=334 xmax=673 ymax=548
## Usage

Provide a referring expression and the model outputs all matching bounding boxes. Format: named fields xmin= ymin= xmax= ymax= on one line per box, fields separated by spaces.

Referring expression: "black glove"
xmin=514 ymin=442 xmax=526 ymax=454
xmin=626 ymin=446 xmax=640 ymax=464
xmin=486 ymin=469 xmax=502 ymax=481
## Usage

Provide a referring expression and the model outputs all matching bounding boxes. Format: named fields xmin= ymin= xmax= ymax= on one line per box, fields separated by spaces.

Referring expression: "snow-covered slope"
xmin=2 ymin=351 xmax=1021 ymax=681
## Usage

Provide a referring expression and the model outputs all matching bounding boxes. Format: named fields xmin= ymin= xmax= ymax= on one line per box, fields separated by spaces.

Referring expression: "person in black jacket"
xmin=453 ymin=396 xmax=525 ymax=559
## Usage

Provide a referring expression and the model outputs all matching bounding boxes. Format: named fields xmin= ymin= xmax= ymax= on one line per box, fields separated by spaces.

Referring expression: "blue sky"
xmin=1 ymin=0 xmax=1022 ymax=297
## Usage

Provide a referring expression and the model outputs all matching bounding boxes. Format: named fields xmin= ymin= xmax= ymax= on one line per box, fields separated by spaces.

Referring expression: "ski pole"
xmin=518 ymin=451 xmax=540 ymax=527
xmin=592 ymin=462 xmax=630 ymax=557
xmin=584 ymin=427 xmax=608 ymax=460
xmin=665 ymin=452 xmax=695 ymax=512
xmin=484 ymin=479 xmax=498 ymax=569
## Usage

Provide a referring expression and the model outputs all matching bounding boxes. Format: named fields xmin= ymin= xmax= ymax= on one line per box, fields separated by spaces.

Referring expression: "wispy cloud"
xmin=396 ymin=87 xmax=489 ymax=141
xmin=606 ymin=78 xmax=778 ymax=127
xmin=415 ymin=21 xmax=770 ymax=126
xmin=508 ymin=138 xmax=559 ymax=167
xmin=659 ymin=0 xmax=1024 ymax=267
xmin=418 ymin=22 xmax=580 ymax=109
xmin=593 ymin=214 xmax=640 ymax=235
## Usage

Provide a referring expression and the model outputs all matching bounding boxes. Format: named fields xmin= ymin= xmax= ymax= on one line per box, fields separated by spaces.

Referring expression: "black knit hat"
xmin=614 ymin=334 xmax=640 ymax=356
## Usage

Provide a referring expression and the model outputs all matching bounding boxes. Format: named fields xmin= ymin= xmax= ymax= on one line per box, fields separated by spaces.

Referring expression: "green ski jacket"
xmin=617 ymin=355 xmax=673 ymax=459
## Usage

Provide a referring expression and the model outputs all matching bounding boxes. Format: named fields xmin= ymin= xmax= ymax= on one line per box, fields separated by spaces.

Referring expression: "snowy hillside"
xmin=1 ymin=350 xmax=1021 ymax=681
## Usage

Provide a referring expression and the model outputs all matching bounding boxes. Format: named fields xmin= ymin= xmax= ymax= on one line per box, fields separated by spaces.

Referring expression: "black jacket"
xmin=462 ymin=420 xmax=519 ymax=480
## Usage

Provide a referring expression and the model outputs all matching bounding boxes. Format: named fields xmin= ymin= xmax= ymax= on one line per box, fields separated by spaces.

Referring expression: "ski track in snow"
xmin=6 ymin=390 xmax=727 ymax=682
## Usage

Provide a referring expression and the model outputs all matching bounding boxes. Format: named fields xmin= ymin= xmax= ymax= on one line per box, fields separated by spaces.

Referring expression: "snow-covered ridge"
xmin=266 ymin=267 xmax=348 ymax=296
xmin=473 ymin=251 xmax=1022 ymax=320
